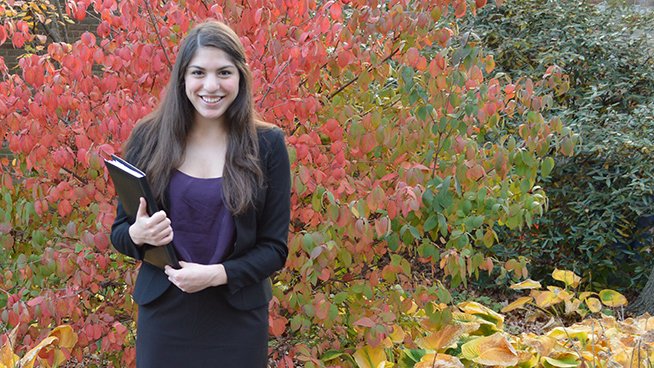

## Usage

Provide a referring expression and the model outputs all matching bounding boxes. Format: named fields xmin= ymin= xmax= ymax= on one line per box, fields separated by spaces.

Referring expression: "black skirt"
xmin=136 ymin=284 xmax=269 ymax=368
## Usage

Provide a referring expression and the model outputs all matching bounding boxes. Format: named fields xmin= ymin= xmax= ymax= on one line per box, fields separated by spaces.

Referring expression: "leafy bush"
xmin=462 ymin=0 xmax=654 ymax=291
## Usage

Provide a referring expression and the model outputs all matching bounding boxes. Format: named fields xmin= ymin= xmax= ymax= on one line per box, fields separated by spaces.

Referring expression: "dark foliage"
xmin=464 ymin=0 xmax=654 ymax=291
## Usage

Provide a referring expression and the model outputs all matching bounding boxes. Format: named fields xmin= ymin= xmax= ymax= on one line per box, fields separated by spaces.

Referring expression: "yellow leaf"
xmin=379 ymin=338 xmax=393 ymax=348
xmin=552 ymin=269 xmax=581 ymax=288
xmin=557 ymin=290 xmax=574 ymax=302
xmin=517 ymin=350 xmax=534 ymax=364
xmin=417 ymin=354 xmax=464 ymax=368
xmin=523 ymin=335 xmax=558 ymax=356
xmin=0 ymin=325 xmax=19 ymax=368
xmin=501 ymin=296 xmax=533 ymax=313
xmin=547 ymin=327 xmax=589 ymax=342
xmin=509 ymin=279 xmax=542 ymax=290
xmin=416 ymin=324 xmax=467 ymax=351
xmin=578 ymin=292 xmax=594 ymax=301
xmin=388 ymin=324 xmax=405 ymax=344
xmin=48 ymin=325 xmax=78 ymax=367
xmin=617 ymin=320 xmax=644 ymax=335
xmin=546 ymin=286 xmax=563 ymax=294
xmin=450 ymin=312 xmax=481 ymax=334
xmin=353 ymin=346 xmax=386 ymax=368
xmin=535 ymin=291 xmax=562 ymax=308
xmin=458 ymin=301 xmax=504 ymax=329
xmin=640 ymin=329 xmax=654 ymax=346
xmin=564 ymin=299 xmax=582 ymax=315
xmin=599 ymin=290 xmax=627 ymax=308
xmin=639 ymin=315 xmax=654 ymax=332
xmin=461 ymin=333 xmax=520 ymax=366
xmin=586 ymin=297 xmax=602 ymax=313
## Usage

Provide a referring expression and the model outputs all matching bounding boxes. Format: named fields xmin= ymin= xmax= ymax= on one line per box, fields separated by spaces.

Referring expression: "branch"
xmin=53 ymin=0 xmax=69 ymax=44
xmin=258 ymin=60 xmax=291 ymax=108
xmin=62 ymin=167 xmax=88 ymax=185
xmin=144 ymin=1 xmax=172 ymax=69
xmin=328 ymin=47 xmax=401 ymax=101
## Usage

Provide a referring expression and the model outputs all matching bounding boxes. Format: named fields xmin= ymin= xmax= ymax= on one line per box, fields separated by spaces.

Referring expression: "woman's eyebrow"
xmin=188 ymin=65 xmax=237 ymax=71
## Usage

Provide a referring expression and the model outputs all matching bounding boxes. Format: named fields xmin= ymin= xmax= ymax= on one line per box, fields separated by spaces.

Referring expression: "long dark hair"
xmin=123 ymin=21 xmax=264 ymax=215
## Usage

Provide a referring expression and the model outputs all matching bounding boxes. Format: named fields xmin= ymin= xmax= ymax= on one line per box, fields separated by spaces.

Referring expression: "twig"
xmin=61 ymin=167 xmax=88 ymax=185
xmin=258 ymin=61 xmax=291 ymax=108
xmin=328 ymin=47 xmax=400 ymax=101
xmin=144 ymin=1 xmax=172 ymax=69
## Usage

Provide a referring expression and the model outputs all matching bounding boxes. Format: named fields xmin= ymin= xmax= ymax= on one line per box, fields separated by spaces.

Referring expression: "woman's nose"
xmin=204 ymin=74 xmax=219 ymax=91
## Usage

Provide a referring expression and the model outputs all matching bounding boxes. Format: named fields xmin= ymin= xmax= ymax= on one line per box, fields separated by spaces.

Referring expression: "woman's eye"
xmin=219 ymin=70 xmax=232 ymax=76
xmin=190 ymin=70 xmax=203 ymax=76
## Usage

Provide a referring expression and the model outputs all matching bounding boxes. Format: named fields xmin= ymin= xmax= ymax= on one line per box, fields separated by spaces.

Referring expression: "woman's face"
xmin=184 ymin=46 xmax=240 ymax=125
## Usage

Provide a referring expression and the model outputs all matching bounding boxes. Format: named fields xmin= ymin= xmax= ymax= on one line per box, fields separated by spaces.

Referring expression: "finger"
xmin=136 ymin=197 xmax=148 ymax=218
xmin=148 ymin=217 xmax=172 ymax=235
xmin=148 ymin=210 xmax=170 ymax=224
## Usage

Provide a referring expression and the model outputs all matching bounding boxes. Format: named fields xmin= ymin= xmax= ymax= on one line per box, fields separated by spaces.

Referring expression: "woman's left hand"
xmin=164 ymin=261 xmax=228 ymax=293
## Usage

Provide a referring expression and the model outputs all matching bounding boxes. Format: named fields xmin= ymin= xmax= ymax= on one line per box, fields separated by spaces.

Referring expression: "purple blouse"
xmin=168 ymin=170 xmax=235 ymax=265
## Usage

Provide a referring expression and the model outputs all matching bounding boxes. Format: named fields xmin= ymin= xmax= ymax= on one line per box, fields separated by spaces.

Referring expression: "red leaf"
xmin=406 ymin=47 xmax=419 ymax=67
xmin=81 ymin=32 xmax=96 ymax=46
xmin=58 ymin=199 xmax=72 ymax=217
xmin=0 ymin=26 xmax=6 ymax=46
xmin=269 ymin=316 xmax=287 ymax=337
xmin=320 ymin=16 xmax=330 ymax=34
xmin=330 ymin=2 xmax=342 ymax=19
xmin=94 ymin=233 xmax=109 ymax=252
xmin=361 ymin=132 xmax=375 ymax=153
xmin=76 ymin=2 xmax=87 ymax=20
xmin=354 ymin=317 xmax=376 ymax=328
xmin=12 ymin=32 xmax=24 ymax=48
xmin=337 ymin=51 xmax=350 ymax=69
xmin=27 ymin=296 xmax=44 ymax=307
xmin=476 ymin=0 xmax=487 ymax=8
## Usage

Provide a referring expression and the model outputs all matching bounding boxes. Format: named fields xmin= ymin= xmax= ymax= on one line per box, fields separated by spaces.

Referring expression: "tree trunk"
xmin=630 ymin=267 xmax=654 ymax=316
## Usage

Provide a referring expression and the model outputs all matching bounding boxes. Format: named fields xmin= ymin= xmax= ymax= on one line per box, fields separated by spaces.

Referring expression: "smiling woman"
xmin=110 ymin=21 xmax=291 ymax=368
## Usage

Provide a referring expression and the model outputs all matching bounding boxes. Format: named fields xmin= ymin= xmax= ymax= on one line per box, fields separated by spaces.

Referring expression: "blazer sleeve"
xmin=110 ymin=199 xmax=146 ymax=261
xmin=222 ymin=127 xmax=291 ymax=296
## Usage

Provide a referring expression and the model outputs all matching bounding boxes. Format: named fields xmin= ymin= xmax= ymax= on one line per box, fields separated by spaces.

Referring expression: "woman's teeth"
xmin=202 ymin=96 xmax=222 ymax=103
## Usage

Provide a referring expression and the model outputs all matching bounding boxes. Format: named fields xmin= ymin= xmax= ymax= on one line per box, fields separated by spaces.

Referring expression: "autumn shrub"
xmin=0 ymin=0 xmax=577 ymax=366
xmin=463 ymin=0 xmax=654 ymax=291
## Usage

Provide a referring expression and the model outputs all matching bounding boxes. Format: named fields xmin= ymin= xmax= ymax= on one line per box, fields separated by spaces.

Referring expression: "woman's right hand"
xmin=128 ymin=197 xmax=174 ymax=246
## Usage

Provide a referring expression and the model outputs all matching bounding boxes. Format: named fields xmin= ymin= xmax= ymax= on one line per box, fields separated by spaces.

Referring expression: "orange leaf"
xmin=416 ymin=324 xmax=467 ymax=351
xmin=455 ymin=1 xmax=467 ymax=18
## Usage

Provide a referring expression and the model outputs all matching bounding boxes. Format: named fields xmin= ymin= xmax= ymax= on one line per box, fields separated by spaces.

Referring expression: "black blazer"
xmin=110 ymin=126 xmax=291 ymax=310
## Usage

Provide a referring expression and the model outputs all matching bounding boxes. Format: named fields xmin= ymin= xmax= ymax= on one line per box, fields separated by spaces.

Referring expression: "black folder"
xmin=104 ymin=154 xmax=180 ymax=270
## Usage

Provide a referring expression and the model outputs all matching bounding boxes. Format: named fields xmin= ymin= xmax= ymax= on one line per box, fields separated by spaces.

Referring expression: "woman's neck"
xmin=187 ymin=116 xmax=229 ymax=146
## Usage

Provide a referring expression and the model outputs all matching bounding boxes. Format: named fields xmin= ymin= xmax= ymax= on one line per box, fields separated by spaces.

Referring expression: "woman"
xmin=110 ymin=21 xmax=291 ymax=368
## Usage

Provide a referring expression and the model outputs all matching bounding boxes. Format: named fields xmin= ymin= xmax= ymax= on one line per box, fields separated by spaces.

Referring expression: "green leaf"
xmin=417 ymin=106 xmax=427 ymax=121
xmin=541 ymin=157 xmax=555 ymax=178
xmin=424 ymin=215 xmax=438 ymax=232
xmin=321 ymin=350 xmax=345 ymax=361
